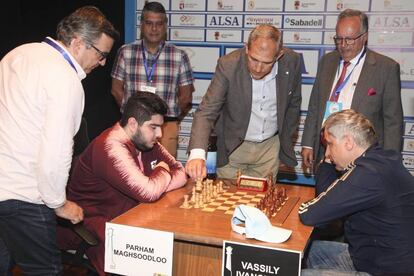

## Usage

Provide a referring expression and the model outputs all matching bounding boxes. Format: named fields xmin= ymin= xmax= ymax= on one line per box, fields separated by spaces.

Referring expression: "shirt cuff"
xmin=188 ymin=148 xmax=206 ymax=161
xmin=302 ymin=146 xmax=313 ymax=150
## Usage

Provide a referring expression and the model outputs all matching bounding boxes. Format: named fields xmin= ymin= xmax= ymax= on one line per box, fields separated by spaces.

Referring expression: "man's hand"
xmin=55 ymin=200 xmax=84 ymax=224
xmin=301 ymin=148 xmax=314 ymax=168
xmin=155 ymin=161 xmax=170 ymax=172
xmin=185 ymin=159 xmax=206 ymax=180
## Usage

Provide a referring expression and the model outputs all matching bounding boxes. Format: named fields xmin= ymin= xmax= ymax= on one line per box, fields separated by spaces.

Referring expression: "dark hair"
xmin=141 ymin=1 xmax=168 ymax=23
xmin=57 ymin=6 xmax=119 ymax=47
xmin=338 ymin=9 xmax=369 ymax=33
xmin=120 ymin=92 xmax=168 ymax=127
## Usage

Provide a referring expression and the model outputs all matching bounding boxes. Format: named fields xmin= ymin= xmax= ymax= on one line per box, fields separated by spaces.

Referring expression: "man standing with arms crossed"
xmin=0 ymin=6 xmax=118 ymax=274
xmin=111 ymin=1 xmax=195 ymax=158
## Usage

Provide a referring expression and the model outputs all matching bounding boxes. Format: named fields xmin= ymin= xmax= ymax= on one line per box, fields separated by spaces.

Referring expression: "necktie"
xmin=330 ymin=61 xmax=350 ymax=102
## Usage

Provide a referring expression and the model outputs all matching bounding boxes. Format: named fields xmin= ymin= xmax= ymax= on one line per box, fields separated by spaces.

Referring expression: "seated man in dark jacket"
xmin=299 ymin=109 xmax=414 ymax=275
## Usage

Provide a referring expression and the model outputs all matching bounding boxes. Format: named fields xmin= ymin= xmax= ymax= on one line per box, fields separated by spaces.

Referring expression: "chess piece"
xmin=181 ymin=195 xmax=190 ymax=208
xmin=267 ymin=172 xmax=273 ymax=190
xmin=194 ymin=194 xmax=200 ymax=208
xmin=190 ymin=187 xmax=196 ymax=203
xmin=236 ymin=169 xmax=242 ymax=186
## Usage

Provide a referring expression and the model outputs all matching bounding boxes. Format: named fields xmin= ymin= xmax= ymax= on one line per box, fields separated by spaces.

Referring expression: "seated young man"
xmin=57 ymin=92 xmax=187 ymax=275
xmin=299 ymin=109 xmax=414 ymax=275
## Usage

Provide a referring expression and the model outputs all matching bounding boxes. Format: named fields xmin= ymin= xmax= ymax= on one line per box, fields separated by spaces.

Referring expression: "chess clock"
xmin=236 ymin=175 xmax=268 ymax=192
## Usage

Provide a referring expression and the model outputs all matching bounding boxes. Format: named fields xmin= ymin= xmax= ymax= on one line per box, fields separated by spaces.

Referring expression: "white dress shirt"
xmin=331 ymin=47 xmax=366 ymax=109
xmin=188 ymin=62 xmax=278 ymax=160
xmin=245 ymin=62 xmax=278 ymax=142
xmin=0 ymin=37 xmax=85 ymax=208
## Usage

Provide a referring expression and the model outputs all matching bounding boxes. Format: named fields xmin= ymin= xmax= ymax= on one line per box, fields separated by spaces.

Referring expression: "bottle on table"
xmin=206 ymin=135 xmax=217 ymax=179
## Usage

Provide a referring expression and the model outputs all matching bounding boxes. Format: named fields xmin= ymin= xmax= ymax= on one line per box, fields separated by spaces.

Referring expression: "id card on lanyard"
xmin=141 ymin=41 xmax=164 ymax=94
xmin=323 ymin=48 xmax=366 ymax=122
xmin=323 ymin=101 xmax=343 ymax=122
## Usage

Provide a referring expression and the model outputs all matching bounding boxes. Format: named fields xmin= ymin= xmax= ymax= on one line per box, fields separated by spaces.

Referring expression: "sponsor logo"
xmin=405 ymin=139 xmax=414 ymax=152
xmin=337 ymin=0 xmax=344 ymax=10
xmin=295 ymin=0 xmax=300 ymax=10
xmin=284 ymin=17 xmax=323 ymax=27
xmin=403 ymin=155 xmax=414 ymax=168
xmin=179 ymin=15 xmax=195 ymax=24
xmin=215 ymin=31 xmax=220 ymax=40
xmin=211 ymin=31 xmax=236 ymax=40
xmin=294 ymin=32 xmax=300 ymax=42
xmin=178 ymin=0 xmax=199 ymax=10
xmin=180 ymin=15 xmax=193 ymax=23
xmin=245 ymin=16 xmax=280 ymax=27
xmin=209 ymin=16 xmax=241 ymax=27
xmin=370 ymin=16 xmax=411 ymax=29
xmin=406 ymin=123 xmax=414 ymax=136
xmin=248 ymin=1 xmax=255 ymax=9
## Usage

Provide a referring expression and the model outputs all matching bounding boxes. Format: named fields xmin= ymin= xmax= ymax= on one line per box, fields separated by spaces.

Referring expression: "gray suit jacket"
xmin=302 ymin=49 xmax=403 ymax=162
xmin=188 ymin=47 xmax=302 ymax=167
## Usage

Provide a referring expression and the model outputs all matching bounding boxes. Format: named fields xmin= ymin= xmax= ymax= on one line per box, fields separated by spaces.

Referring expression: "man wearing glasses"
xmin=0 ymin=6 xmax=118 ymax=275
xmin=111 ymin=1 xmax=195 ymax=158
xmin=301 ymin=9 xmax=403 ymax=172
xmin=186 ymin=25 xmax=301 ymax=183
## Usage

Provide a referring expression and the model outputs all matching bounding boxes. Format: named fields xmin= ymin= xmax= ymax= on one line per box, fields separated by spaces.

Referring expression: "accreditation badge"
xmin=140 ymin=84 xmax=157 ymax=93
xmin=323 ymin=101 xmax=343 ymax=122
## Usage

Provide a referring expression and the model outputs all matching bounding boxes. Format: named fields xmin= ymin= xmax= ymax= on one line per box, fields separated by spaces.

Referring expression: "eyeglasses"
xmin=89 ymin=44 xmax=109 ymax=61
xmin=333 ymin=32 xmax=366 ymax=45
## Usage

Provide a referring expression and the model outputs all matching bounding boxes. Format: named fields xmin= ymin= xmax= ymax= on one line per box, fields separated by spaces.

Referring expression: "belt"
xmin=245 ymin=131 xmax=279 ymax=143
xmin=164 ymin=116 xmax=179 ymax=122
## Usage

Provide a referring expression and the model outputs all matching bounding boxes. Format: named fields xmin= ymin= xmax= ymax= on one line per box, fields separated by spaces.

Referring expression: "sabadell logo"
xmin=285 ymin=17 xmax=323 ymax=27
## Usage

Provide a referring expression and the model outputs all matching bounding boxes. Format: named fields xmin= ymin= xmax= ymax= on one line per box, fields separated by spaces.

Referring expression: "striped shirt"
xmin=111 ymin=40 xmax=194 ymax=116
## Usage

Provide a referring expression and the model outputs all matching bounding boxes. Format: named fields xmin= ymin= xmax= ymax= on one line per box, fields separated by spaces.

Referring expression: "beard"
xmin=131 ymin=129 xmax=153 ymax=152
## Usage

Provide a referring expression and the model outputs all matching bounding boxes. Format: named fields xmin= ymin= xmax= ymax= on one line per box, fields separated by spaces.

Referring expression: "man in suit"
xmin=301 ymin=9 xmax=403 ymax=171
xmin=186 ymin=24 xmax=302 ymax=182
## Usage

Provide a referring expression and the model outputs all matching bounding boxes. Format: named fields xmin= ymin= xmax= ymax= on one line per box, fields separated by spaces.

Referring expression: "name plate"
xmin=222 ymin=241 xmax=301 ymax=276
xmin=105 ymin=222 xmax=173 ymax=276
xmin=237 ymin=175 xmax=268 ymax=192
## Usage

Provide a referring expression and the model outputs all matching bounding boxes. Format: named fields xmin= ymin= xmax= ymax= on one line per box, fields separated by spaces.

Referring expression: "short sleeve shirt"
xmin=111 ymin=40 xmax=194 ymax=116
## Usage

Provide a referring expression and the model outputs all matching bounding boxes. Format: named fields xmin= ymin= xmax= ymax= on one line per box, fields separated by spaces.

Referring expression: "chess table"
xmin=111 ymin=180 xmax=314 ymax=276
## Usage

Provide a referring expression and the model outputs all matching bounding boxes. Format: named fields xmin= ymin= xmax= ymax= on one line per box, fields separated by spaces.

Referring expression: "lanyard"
xmin=333 ymin=48 xmax=366 ymax=99
xmin=43 ymin=37 xmax=77 ymax=73
xmin=142 ymin=40 xmax=164 ymax=83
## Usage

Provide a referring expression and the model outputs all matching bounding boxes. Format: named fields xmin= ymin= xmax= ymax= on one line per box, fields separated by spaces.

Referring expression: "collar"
xmin=250 ymin=59 xmax=279 ymax=82
xmin=44 ymin=37 xmax=86 ymax=80
xmin=113 ymin=122 xmax=140 ymax=155
xmin=348 ymin=46 xmax=366 ymax=65
xmin=142 ymin=39 xmax=165 ymax=56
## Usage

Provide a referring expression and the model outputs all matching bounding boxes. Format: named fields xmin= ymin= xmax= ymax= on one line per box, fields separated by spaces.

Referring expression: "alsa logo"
xmin=209 ymin=16 xmax=240 ymax=26
xmin=371 ymin=16 xmax=411 ymax=28
xmin=284 ymin=17 xmax=323 ymax=27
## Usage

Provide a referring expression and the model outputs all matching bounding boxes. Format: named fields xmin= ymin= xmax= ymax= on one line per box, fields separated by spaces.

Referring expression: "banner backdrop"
xmin=126 ymin=0 xmax=414 ymax=185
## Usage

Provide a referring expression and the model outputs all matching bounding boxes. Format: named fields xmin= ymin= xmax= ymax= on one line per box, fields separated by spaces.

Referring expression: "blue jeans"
xmin=0 ymin=200 xmax=62 ymax=275
xmin=301 ymin=240 xmax=371 ymax=276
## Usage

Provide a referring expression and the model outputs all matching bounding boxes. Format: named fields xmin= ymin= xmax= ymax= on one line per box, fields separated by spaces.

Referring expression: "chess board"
xmin=201 ymin=191 xmax=264 ymax=214
xmin=183 ymin=189 xmax=299 ymax=226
